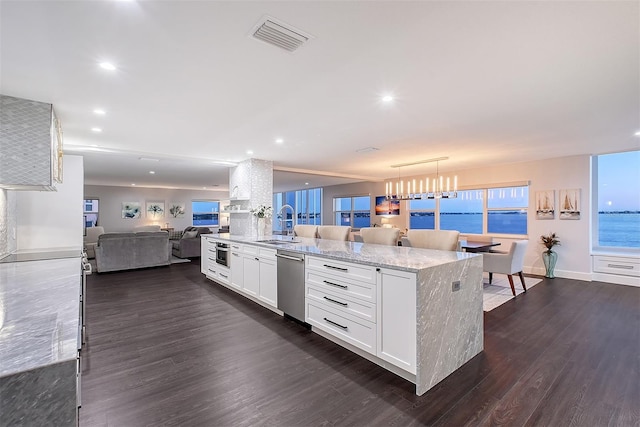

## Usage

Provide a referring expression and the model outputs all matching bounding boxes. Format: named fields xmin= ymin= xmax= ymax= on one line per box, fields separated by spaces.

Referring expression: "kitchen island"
xmin=0 ymin=257 xmax=81 ymax=426
xmin=203 ymin=234 xmax=483 ymax=396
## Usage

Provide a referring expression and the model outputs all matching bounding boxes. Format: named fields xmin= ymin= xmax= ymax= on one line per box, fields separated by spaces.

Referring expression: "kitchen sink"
xmin=257 ymin=239 xmax=300 ymax=245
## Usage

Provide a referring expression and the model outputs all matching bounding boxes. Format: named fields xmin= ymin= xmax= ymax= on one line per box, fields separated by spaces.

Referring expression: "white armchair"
xmin=359 ymin=227 xmax=400 ymax=246
xmin=84 ymin=226 xmax=105 ymax=259
xmin=293 ymin=224 xmax=318 ymax=238
xmin=482 ymin=240 xmax=529 ymax=296
xmin=317 ymin=225 xmax=351 ymax=241
xmin=401 ymin=229 xmax=460 ymax=251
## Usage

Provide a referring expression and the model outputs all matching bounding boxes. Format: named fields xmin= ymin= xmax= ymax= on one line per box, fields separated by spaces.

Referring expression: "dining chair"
xmin=317 ymin=225 xmax=351 ymax=241
xmin=401 ymin=229 xmax=460 ymax=251
xmin=360 ymin=227 xmax=400 ymax=246
xmin=482 ymin=240 xmax=529 ymax=296
xmin=293 ymin=224 xmax=318 ymax=238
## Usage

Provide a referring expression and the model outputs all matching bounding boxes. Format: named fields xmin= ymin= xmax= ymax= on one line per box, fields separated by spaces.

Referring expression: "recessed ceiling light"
xmin=382 ymin=95 xmax=394 ymax=102
xmin=149 ymin=171 xmax=155 ymax=174
xmin=99 ymin=62 xmax=116 ymax=71
xmin=275 ymin=138 xmax=284 ymax=144
xmin=91 ymin=127 xmax=102 ymax=132
xmin=93 ymin=109 xmax=106 ymax=115
xmin=202 ymin=187 xmax=207 ymax=190
xmin=131 ymin=183 xmax=136 ymax=186
xmin=246 ymin=150 xmax=254 ymax=155
xmin=305 ymin=182 xmax=309 ymax=186
xmin=635 ymin=131 xmax=640 ymax=136
xmin=138 ymin=157 xmax=160 ymax=162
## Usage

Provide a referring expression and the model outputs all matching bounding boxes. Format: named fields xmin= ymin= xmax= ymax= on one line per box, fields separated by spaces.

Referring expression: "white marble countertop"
xmin=0 ymin=257 xmax=81 ymax=378
xmin=205 ymin=234 xmax=479 ymax=272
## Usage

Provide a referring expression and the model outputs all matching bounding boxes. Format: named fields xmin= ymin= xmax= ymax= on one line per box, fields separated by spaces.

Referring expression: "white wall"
xmin=323 ymin=154 xmax=592 ymax=281
xmin=16 ymin=155 xmax=84 ymax=251
xmin=84 ymin=185 xmax=228 ymax=232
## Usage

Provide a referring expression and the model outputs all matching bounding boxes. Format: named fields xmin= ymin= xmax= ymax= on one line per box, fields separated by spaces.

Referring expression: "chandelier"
xmin=385 ymin=157 xmax=458 ymax=200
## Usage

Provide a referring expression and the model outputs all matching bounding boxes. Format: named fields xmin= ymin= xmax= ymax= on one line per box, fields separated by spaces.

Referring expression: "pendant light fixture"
xmin=385 ymin=157 xmax=458 ymax=200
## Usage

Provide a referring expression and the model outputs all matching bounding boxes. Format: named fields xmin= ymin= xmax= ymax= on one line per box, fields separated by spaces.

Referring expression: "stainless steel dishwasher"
xmin=276 ymin=250 xmax=306 ymax=323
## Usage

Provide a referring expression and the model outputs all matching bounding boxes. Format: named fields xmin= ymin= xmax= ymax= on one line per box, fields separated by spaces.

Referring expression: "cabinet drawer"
xmin=306 ymin=271 xmax=376 ymax=303
xmin=244 ymin=245 xmax=259 ymax=256
xmin=307 ymin=285 xmax=376 ymax=323
xmin=217 ymin=266 xmax=231 ymax=284
xmin=593 ymin=256 xmax=640 ymax=277
xmin=306 ymin=256 xmax=376 ymax=284
xmin=307 ymin=302 xmax=376 ymax=355
xmin=258 ymin=247 xmax=276 ymax=259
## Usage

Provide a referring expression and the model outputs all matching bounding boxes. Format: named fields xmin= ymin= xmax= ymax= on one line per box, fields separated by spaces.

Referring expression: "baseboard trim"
xmin=592 ymin=273 xmax=640 ymax=287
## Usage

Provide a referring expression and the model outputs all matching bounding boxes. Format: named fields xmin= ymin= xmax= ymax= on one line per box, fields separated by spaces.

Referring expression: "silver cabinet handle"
xmin=607 ymin=264 xmax=634 ymax=270
xmin=275 ymin=253 xmax=304 ymax=262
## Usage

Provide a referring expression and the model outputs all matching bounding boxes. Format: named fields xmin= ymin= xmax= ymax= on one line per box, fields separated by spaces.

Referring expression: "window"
xmin=334 ymin=196 xmax=370 ymax=229
xmin=408 ymin=199 xmax=436 ymax=229
xmin=84 ymin=199 xmax=99 ymax=227
xmin=273 ymin=188 xmax=322 ymax=233
xmin=595 ymin=150 xmax=640 ymax=249
xmin=487 ymin=186 xmax=529 ymax=235
xmin=192 ymin=200 xmax=219 ymax=226
xmin=440 ymin=190 xmax=483 ymax=234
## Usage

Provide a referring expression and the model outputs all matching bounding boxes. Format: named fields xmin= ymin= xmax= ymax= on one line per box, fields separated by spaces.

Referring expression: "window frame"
xmin=191 ymin=200 xmax=220 ymax=227
xmin=333 ymin=195 xmax=371 ymax=230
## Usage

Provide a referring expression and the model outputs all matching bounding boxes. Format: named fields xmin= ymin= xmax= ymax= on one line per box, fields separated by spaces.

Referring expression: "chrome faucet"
xmin=279 ymin=204 xmax=294 ymax=236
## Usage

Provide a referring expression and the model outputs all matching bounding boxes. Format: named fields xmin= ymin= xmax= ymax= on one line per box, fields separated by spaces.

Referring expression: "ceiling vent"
xmin=250 ymin=16 xmax=311 ymax=53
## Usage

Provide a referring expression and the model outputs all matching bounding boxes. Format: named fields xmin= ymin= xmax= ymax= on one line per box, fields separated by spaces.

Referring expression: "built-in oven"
xmin=215 ymin=242 xmax=230 ymax=267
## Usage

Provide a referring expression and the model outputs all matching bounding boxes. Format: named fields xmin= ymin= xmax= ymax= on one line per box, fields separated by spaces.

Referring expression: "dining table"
xmin=459 ymin=240 xmax=502 ymax=253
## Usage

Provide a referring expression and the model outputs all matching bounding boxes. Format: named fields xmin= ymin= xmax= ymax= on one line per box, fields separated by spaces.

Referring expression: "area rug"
xmin=483 ymin=274 xmax=542 ymax=312
xmin=170 ymin=256 xmax=191 ymax=264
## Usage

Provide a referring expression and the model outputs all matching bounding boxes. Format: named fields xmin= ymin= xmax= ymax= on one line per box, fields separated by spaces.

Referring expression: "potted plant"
xmin=540 ymin=232 xmax=560 ymax=278
xmin=251 ymin=205 xmax=273 ymax=237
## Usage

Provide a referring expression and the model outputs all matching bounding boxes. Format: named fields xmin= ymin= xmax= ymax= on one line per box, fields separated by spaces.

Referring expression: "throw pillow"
xmin=168 ymin=230 xmax=183 ymax=240
xmin=182 ymin=230 xmax=199 ymax=239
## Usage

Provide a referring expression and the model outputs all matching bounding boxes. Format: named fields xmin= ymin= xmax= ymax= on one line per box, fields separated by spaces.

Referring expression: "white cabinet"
xmin=305 ymin=255 xmax=378 ymax=355
xmin=257 ymin=249 xmax=277 ymax=307
xmin=243 ymin=256 xmax=260 ymax=297
xmin=377 ymin=268 xmax=416 ymax=374
xmin=242 ymin=247 xmax=277 ymax=307
xmin=200 ymin=237 xmax=209 ymax=275
xmin=230 ymin=246 xmax=244 ymax=290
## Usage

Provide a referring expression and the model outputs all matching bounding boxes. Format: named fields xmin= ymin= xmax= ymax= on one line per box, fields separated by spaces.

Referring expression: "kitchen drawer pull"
xmin=208 ymin=269 xmax=216 ymax=274
xmin=275 ymin=253 xmax=304 ymax=262
xmin=607 ymin=264 xmax=634 ymax=270
xmin=323 ymin=280 xmax=347 ymax=289
xmin=208 ymin=257 xmax=216 ymax=262
xmin=219 ymin=273 xmax=228 ymax=278
xmin=323 ymin=296 xmax=348 ymax=307
xmin=323 ymin=264 xmax=348 ymax=272
xmin=324 ymin=317 xmax=348 ymax=330
xmin=232 ymin=253 xmax=240 ymax=257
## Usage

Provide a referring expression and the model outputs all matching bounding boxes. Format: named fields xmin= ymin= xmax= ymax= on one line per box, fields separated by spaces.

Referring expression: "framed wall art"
xmin=535 ymin=190 xmax=555 ymax=220
xmin=559 ymin=189 xmax=581 ymax=220
xmin=146 ymin=201 xmax=165 ymax=219
xmin=122 ymin=202 xmax=141 ymax=219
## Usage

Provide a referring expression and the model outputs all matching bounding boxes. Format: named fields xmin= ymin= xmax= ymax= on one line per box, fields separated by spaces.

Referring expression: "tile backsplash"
xmin=0 ymin=189 xmax=17 ymax=258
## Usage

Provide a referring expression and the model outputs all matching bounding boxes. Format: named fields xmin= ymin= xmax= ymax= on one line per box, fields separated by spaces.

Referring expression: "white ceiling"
xmin=1 ymin=1 xmax=638 ymax=192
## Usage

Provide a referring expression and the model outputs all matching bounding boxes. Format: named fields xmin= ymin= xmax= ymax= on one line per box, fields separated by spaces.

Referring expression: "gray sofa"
xmin=171 ymin=226 xmax=212 ymax=258
xmin=95 ymin=231 xmax=172 ymax=273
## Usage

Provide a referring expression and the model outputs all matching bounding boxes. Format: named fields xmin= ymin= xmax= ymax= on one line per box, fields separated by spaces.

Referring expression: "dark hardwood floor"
xmin=79 ymin=262 xmax=640 ymax=426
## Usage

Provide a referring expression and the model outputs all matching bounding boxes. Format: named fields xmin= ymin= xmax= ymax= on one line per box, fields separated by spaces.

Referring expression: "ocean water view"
xmin=410 ymin=212 xmax=528 ymax=235
xmin=598 ymin=213 xmax=640 ymax=248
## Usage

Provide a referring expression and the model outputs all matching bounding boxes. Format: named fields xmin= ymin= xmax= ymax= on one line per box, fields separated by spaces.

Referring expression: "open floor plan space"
xmin=80 ymin=263 xmax=639 ymax=426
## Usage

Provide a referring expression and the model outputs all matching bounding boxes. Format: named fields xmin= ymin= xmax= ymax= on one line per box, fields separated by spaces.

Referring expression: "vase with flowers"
xmin=540 ymin=232 xmax=560 ymax=278
xmin=250 ymin=204 xmax=273 ymax=237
